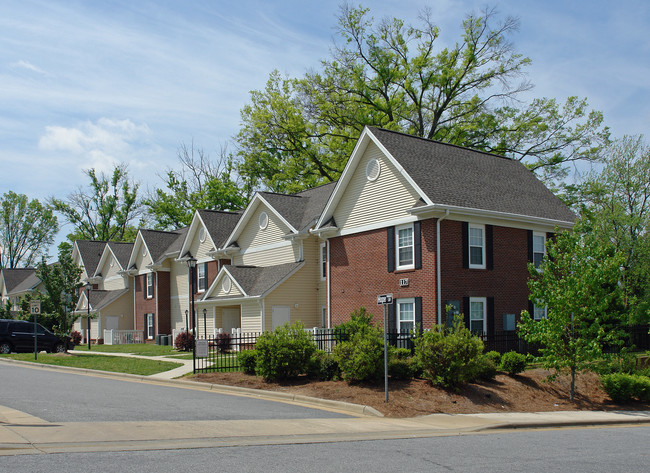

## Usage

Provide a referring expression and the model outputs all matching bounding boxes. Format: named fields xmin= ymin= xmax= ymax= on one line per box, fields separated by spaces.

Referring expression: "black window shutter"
xmin=387 ymin=226 xmax=395 ymax=272
xmin=388 ymin=303 xmax=396 ymax=332
xmin=528 ymin=300 xmax=534 ymax=317
xmin=527 ymin=230 xmax=534 ymax=263
xmin=486 ymin=224 xmax=494 ymax=270
xmin=152 ymin=273 xmax=155 ymax=298
xmin=462 ymin=296 xmax=470 ymax=329
xmin=204 ymin=262 xmax=208 ymax=287
xmin=462 ymin=222 xmax=469 ymax=269
xmin=415 ymin=297 xmax=423 ymax=330
xmin=487 ymin=297 xmax=495 ymax=336
xmin=414 ymin=221 xmax=422 ymax=269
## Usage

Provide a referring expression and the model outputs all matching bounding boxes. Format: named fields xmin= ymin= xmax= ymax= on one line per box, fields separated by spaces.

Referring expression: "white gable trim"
xmin=203 ymin=266 xmax=248 ymax=299
xmin=223 ymin=193 xmax=298 ymax=248
xmin=314 ymin=127 xmax=431 ymax=231
xmin=93 ymin=245 xmax=123 ymax=278
xmin=126 ymin=231 xmax=153 ymax=272
xmin=178 ymin=211 xmax=217 ymax=259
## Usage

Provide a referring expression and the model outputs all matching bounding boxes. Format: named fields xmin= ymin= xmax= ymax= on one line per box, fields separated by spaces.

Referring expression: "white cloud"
xmin=11 ymin=60 xmax=46 ymax=75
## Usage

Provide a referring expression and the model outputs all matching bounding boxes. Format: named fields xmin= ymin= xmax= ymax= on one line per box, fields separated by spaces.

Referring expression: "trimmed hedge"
xmin=601 ymin=373 xmax=650 ymax=403
xmin=500 ymin=351 xmax=527 ymax=376
xmin=255 ymin=321 xmax=316 ymax=381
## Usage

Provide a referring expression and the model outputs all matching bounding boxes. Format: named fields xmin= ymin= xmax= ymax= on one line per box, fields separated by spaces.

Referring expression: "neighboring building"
xmin=68 ymin=126 xmax=575 ymax=341
xmin=0 ymin=268 xmax=41 ymax=316
xmin=312 ymin=127 xmax=575 ymax=333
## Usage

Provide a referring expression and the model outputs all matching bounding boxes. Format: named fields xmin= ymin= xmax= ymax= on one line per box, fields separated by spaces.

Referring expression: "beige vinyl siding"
xmin=241 ymin=302 xmax=262 ymax=332
xmin=196 ymin=307 xmax=215 ymax=338
xmin=238 ymin=243 xmax=296 ymax=266
xmin=88 ymin=288 xmax=135 ymax=339
xmin=134 ymin=246 xmax=153 ymax=274
xmin=238 ymin=206 xmax=291 ymax=251
xmin=333 ymin=142 xmax=420 ymax=231
xmin=263 ymin=268 xmax=320 ymax=332
xmin=170 ymin=260 xmax=190 ymax=331
xmin=189 ymin=224 xmax=215 ymax=261
xmin=98 ymin=255 xmax=127 ymax=291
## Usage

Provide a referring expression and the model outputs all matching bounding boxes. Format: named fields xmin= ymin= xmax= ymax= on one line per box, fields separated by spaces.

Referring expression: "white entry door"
xmin=272 ymin=306 xmax=291 ymax=329
xmin=222 ymin=308 xmax=240 ymax=333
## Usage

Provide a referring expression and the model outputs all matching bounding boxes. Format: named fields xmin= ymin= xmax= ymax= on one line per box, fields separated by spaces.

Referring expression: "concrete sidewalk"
xmin=72 ymin=350 xmax=196 ymax=379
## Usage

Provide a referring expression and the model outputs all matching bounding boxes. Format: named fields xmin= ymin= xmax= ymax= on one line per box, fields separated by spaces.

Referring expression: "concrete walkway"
xmin=2 ymin=356 xmax=650 ymax=456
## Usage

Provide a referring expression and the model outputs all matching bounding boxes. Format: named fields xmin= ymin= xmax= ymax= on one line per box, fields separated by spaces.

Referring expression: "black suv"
xmin=0 ymin=319 xmax=74 ymax=354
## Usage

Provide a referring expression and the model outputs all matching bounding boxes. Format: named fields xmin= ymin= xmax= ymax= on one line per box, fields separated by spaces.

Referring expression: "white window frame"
xmin=469 ymin=297 xmax=487 ymax=333
xmin=197 ymin=264 xmax=206 ymax=293
xmin=397 ymin=298 xmax=415 ymax=333
xmin=468 ymin=223 xmax=486 ymax=269
xmin=533 ymin=232 xmax=546 ymax=269
xmin=146 ymin=272 xmax=154 ymax=299
xmin=396 ymin=224 xmax=415 ymax=270
xmin=533 ymin=303 xmax=547 ymax=320
xmin=146 ymin=313 xmax=154 ymax=339
xmin=320 ymin=242 xmax=327 ymax=280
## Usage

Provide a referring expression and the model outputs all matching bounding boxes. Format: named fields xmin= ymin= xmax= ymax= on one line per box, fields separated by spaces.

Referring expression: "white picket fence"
xmin=104 ymin=329 xmax=145 ymax=345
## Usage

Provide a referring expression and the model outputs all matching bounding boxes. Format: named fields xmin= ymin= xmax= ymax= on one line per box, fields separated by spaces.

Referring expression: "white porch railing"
xmin=104 ymin=329 xmax=145 ymax=345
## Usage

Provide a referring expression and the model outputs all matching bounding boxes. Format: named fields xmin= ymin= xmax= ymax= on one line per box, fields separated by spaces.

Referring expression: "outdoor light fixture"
xmin=185 ymin=309 xmax=189 ymax=333
xmin=203 ymin=308 xmax=207 ymax=339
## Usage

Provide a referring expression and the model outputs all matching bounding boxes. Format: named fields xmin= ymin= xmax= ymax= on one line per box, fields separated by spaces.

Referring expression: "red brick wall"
xmin=440 ymin=220 xmax=530 ymax=332
xmin=329 ymin=219 xmax=438 ymax=328
xmin=157 ymin=272 xmax=171 ymax=335
xmin=135 ymin=274 xmax=156 ymax=334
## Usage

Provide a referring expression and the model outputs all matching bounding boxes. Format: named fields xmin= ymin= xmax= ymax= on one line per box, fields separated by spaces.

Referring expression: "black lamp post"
xmin=187 ymin=255 xmax=197 ymax=371
xmin=185 ymin=309 xmax=189 ymax=334
xmin=203 ymin=308 xmax=207 ymax=339
xmin=85 ymin=282 xmax=92 ymax=350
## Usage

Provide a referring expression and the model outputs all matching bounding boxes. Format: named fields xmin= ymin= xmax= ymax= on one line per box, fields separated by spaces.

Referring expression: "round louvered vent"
xmin=259 ymin=211 xmax=269 ymax=230
xmin=222 ymin=276 xmax=231 ymax=294
xmin=366 ymin=158 xmax=381 ymax=181
xmin=199 ymin=227 xmax=206 ymax=243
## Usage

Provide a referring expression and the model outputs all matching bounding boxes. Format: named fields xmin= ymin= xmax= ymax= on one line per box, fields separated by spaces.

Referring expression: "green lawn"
xmin=2 ymin=353 xmax=182 ymax=376
xmin=73 ymin=343 xmax=180 ymax=356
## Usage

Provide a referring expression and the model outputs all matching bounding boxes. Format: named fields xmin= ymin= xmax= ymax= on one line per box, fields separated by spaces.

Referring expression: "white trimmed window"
xmin=197 ymin=264 xmax=206 ymax=292
xmin=147 ymin=313 xmax=154 ymax=339
xmin=397 ymin=298 xmax=415 ymax=333
xmin=146 ymin=272 xmax=154 ymax=299
xmin=533 ymin=303 xmax=547 ymax=320
xmin=320 ymin=242 xmax=327 ymax=280
xmin=396 ymin=224 xmax=414 ymax=269
xmin=469 ymin=224 xmax=485 ymax=269
xmin=469 ymin=297 xmax=487 ymax=333
xmin=533 ymin=232 xmax=546 ymax=269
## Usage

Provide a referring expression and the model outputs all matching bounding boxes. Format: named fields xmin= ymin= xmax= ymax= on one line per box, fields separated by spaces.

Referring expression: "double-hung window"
xmin=146 ymin=313 xmax=154 ymax=339
xmin=320 ymin=243 xmax=327 ymax=280
xmin=397 ymin=298 xmax=415 ymax=333
xmin=533 ymin=232 xmax=546 ymax=269
xmin=533 ymin=303 xmax=547 ymax=320
xmin=469 ymin=297 xmax=486 ymax=333
xmin=396 ymin=224 xmax=414 ymax=269
xmin=197 ymin=264 xmax=206 ymax=292
xmin=146 ymin=273 xmax=154 ymax=299
xmin=469 ymin=224 xmax=485 ymax=269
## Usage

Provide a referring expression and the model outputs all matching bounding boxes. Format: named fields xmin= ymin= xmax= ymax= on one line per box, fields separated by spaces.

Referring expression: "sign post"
xmin=377 ymin=293 xmax=393 ymax=403
xmin=30 ymin=300 xmax=41 ymax=360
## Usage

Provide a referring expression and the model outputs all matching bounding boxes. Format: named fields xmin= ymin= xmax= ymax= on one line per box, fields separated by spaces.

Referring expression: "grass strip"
xmin=73 ymin=344 xmax=179 ymax=357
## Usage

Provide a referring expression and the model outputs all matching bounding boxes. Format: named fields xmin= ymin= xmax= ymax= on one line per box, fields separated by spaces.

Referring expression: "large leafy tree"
xmin=35 ymin=242 xmax=82 ymax=334
xmin=51 ymin=164 xmax=144 ymax=242
xmin=574 ymin=135 xmax=650 ymax=322
xmin=0 ymin=191 xmax=58 ymax=268
xmin=237 ymin=5 xmax=608 ymax=193
xmin=146 ymin=143 xmax=252 ymax=230
xmin=518 ymin=228 xmax=624 ymax=401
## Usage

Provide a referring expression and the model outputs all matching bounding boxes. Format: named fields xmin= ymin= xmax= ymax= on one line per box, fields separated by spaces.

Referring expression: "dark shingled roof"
xmin=140 ymin=229 xmax=187 ymax=264
xmin=75 ymin=240 xmax=107 ymax=276
xmin=198 ymin=210 xmax=241 ymax=248
xmin=259 ymin=181 xmax=337 ymax=232
xmin=1 ymin=268 xmax=38 ymax=294
xmin=368 ymin=127 xmax=576 ymax=223
xmin=107 ymin=242 xmax=134 ymax=269
xmin=205 ymin=262 xmax=303 ymax=299
xmin=88 ymin=288 xmax=130 ymax=311
xmin=163 ymin=226 xmax=188 ymax=258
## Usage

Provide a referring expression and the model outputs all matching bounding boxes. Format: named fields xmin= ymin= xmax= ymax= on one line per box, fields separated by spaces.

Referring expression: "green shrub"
xmin=473 ymin=355 xmax=497 ymax=381
xmin=409 ymin=356 xmax=424 ymax=378
xmin=593 ymin=353 xmax=638 ymax=375
xmin=333 ymin=324 xmax=385 ymax=383
xmin=413 ymin=320 xmax=484 ymax=389
xmin=484 ymin=350 xmax=502 ymax=367
xmin=307 ymin=350 xmax=340 ymax=381
xmin=255 ymin=322 xmax=317 ymax=381
xmin=238 ymin=349 xmax=258 ymax=375
xmin=388 ymin=358 xmax=412 ymax=380
xmin=636 ymin=376 xmax=650 ymax=402
xmin=500 ymin=351 xmax=527 ymax=376
xmin=174 ymin=331 xmax=194 ymax=351
xmin=70 ymin=330 xmax=82 ymax=346
xmin=334 ymin=307 xmax=375 ymax=341
xmin=393 ymin=348 xmax=412 ymax=360
xmin=601 ymin=373 xmax=639 ymax=403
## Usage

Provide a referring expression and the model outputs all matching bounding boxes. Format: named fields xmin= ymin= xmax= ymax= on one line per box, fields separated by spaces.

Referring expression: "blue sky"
xmin=1 ymin=0 xmax=649 ymax=244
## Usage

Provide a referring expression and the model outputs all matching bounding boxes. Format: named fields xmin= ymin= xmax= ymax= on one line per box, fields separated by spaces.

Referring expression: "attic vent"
xmin=199 ymin=227 xmax=206 ymax=243
xmin=259 ymin=211 xmax=269 ymax=230
xmin=366 ymin=158 xmax=381 ymax=181
xmin=222 ymin=276 xmax=231 ymax=294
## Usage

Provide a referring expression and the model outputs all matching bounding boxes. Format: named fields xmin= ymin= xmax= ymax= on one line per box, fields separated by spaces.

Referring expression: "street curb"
xmin=0 ymin=358 xmax=383 ymax=417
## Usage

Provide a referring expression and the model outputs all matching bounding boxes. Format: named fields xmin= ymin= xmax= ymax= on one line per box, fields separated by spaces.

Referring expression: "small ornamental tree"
xmin=518 ymin=227 xmax=625 ymax=400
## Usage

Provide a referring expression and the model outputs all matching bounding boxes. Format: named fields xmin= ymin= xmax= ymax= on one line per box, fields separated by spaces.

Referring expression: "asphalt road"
xmin=1 ymin=425 xmax=649 ymax=472
xmin=0 ymin=363 xmax=350 ymax=422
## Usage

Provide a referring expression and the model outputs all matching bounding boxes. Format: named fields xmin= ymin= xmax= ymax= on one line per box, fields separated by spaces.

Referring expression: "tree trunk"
xmin=570 ymin=366 xmax=576 ymax=401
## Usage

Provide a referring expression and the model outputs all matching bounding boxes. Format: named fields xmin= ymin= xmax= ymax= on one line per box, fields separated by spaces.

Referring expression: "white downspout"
xmin=437 ymin=210 xmax=450 ymax=324
xmin=326 ymin=240 xmax=331 ymax=329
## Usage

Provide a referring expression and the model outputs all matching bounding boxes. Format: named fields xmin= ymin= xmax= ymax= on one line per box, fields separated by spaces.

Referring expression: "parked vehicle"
xmin=0 ymin=319 xmax=74 ymax=354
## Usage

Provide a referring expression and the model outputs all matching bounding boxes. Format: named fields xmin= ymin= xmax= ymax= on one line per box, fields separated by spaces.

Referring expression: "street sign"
xmin=376 ymin=293 xmax=393 ymax=305
xmin=30 ymin=300 xmax=41 ymax=315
